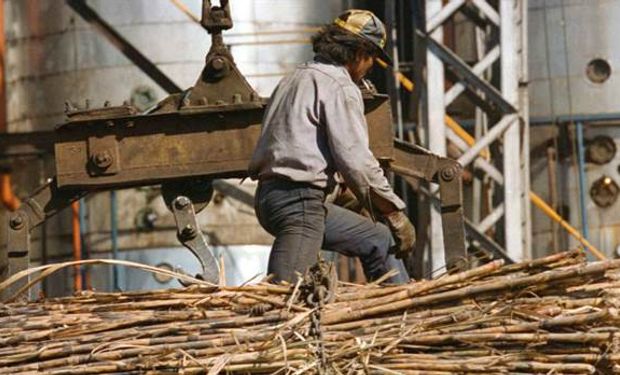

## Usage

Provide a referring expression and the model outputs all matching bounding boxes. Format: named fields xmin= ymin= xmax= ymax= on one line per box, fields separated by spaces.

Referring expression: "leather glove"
xmin=383 ymin=211 xmax=416 ymax=259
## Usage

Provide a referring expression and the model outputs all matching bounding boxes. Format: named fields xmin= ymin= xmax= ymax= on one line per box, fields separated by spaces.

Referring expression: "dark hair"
xmin=311 ymin=25 xmax=379 ymax=65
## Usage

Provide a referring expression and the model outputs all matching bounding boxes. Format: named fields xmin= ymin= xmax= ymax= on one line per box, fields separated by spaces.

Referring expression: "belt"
xmin=258 ymin=177 xmax=327 ymax=192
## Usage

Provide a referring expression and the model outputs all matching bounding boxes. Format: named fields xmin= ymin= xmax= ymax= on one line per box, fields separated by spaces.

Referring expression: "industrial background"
xmin=0 ymin=0 xmax=616 ymax=296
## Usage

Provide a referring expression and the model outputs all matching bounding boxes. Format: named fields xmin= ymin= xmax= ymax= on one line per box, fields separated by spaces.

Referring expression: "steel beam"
xmin=414 ymin=0 xmax=529 ymax=268
xmin=464 ymin=219 xmax=514 ymax=264
xmin=471 ymin=0 xmax=500 ymax=26
xmin=457 ymin=114 xmax=518 ymax=168
xmin=500 ymin=0 xmax=524 ymax=262
xmin=425 ymin=35 xmax=516 ymax=115
xmin=425 ymin=0 xmax=447 ymax=274
xmin=446 ymin=128 xmax=504 ymax=184
xmin=444 ymin=46 xmax=500 ymax=106
xmin=477 ymin=203 xmax=505 ymax=233
xmin=472 ymin=25 xmax=490 ymax=226
xmin=426 ymin=0 xmax=466 ymax=33
xmin=519 ymin=0 xmax=532 ymax=259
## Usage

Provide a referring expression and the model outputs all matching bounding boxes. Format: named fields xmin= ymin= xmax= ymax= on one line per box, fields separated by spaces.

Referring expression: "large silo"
xmin=529 ymin=0 xmax=620 ymax=258
xmin=2 ymin=0 xmax=343 ymax=294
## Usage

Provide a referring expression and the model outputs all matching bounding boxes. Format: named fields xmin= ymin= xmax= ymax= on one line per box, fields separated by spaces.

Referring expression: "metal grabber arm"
xmin=158 ymin=178 xmax=222 ymax=286
xmin=388 ymin=140 xmax=467 ymax=272
xmin=2 ymin=178 xmax=85 ymax=300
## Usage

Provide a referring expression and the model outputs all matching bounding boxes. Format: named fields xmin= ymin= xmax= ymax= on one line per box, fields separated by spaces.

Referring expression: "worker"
xmin=248 ymin=9 xmax=416 ymax=283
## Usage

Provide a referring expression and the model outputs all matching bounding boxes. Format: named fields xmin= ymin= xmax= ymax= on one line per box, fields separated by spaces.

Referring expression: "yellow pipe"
xmin=377 ymin=58 xmax=607 ymax=260
xmin=444 ymin=116 xmax=490 ymax=160
xmin=530 ymin=192 xmax=606 ymax=261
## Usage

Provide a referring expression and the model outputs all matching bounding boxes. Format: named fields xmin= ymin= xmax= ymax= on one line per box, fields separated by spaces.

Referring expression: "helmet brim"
xmin=376 ymin=46 xmax=393 ymax=67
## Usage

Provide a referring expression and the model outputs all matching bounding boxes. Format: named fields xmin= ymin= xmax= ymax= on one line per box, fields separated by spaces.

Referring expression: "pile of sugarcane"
xmin=1 ymin=249 xmax=619 ymax=374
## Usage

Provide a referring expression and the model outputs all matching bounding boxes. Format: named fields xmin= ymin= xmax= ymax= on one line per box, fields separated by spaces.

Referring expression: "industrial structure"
xmin=0 ymin=0 xmax=617 ymax=298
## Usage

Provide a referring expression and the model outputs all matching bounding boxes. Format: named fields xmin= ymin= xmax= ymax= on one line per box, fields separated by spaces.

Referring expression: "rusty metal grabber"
xmin=170 ymin=195 xmax=220 ymax=284
xmin=388 ymin=140 xmax=466 ymax=271
xmin=1 ymin=178 xmax=85 ymax=300
xmin=1 ymin=178 xmax=220 ymax=301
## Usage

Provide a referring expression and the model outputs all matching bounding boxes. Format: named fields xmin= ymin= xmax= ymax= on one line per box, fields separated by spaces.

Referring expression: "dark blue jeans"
xmin=255 ymin=179 xmax=408 ymax=283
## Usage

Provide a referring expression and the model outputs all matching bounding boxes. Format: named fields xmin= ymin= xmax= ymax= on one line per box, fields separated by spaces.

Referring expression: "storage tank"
xmin=2 ymin=0 xmax=343 ymax=295
xmin=529 ymin=0 xmax=620 ymax=258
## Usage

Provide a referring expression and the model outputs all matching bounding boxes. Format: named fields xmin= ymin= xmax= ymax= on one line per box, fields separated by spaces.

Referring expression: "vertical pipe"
xmin=71 ymin=201 xmax=82 ymax=292
xmin=546 ymin=146 xmax=559 ymax=253
xmin=385 ymin=0 xmax=410 ymax=223
xmin=576 ymin=121 xmax=590 ymax=241
xmin=386 ymin=0 xmax=404 ymax=139
xmin=411 ymin=0 xmax=429 ymax=279
xmin=472 ymin=24 xmax=487 ymax=225
xmin=425 ymin=0 xmax=446 ymax=274
xmin=78 ymin=198 xmax=89 ymax=288
xmin=500 ymin=0 xmax=524 ymax=262
xmin=110 ymin=190 xmax=119 ymax=291
xmin=519 ymin=0 xmax=532 ymax=260
xmin=0 ymin=4 xmax=9 ymax=286
xmin=0 ymin=0 xmax=6 ymax=133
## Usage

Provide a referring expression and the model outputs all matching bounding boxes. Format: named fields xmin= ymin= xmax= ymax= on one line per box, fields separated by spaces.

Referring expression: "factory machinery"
xmin=0 ymin=0 xmax=474 ymax=300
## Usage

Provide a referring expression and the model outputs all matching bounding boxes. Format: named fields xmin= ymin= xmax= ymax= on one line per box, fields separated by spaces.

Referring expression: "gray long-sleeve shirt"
xmin=248 ymin=58 xmax=405 ymax=211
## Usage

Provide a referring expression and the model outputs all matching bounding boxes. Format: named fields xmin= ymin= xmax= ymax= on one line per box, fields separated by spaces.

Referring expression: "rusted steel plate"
xmin=55 ymin=96 xmax=395 ymax=189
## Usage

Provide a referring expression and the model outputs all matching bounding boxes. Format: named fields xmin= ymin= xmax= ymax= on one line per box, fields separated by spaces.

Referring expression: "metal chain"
xmin=304 ymin=262 xmax=334 ymax=374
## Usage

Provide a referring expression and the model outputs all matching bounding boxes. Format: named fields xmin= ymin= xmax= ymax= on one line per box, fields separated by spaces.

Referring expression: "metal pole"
xmin=110 ymin=190 xmax=120 ymax=291
xmin=546 ymin=146 xmax=560 ymax=253
xmin=472 ymin=25 xmax=486 ymax=224
xmin=500 ymin=0 xmax=524 ymax=262
xmin=425 ymin=0 xmax=446 ymax=274
xmin=386 ymin=0 xmax=404 ymax=139
xmin=78 ymin=198 xmax=88 ymax=288
xmin=576 ymin=121 xmax=590 ymax=241
xmin=0 ymin=0 xmax=6 ymax=133
xmin=411 ymin=0 xmax=428 ymax=280
xmin=519 ymin=0 xmax=532 ymax=259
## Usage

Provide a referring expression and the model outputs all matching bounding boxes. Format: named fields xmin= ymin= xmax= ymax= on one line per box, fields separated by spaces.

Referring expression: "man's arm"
xmin=322 ymin=84 xmax=415 ymax=258
xmin=322 ymin=84 xmax=404 ymax=214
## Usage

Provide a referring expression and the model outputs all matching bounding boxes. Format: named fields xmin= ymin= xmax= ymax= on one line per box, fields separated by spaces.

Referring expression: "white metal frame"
xmin=421 ymin=0 xmax=531 ymax=266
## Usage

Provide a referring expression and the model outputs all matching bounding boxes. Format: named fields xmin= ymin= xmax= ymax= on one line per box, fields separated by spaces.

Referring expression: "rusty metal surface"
xmin=54 ymin=107 xmax=265 ymax=188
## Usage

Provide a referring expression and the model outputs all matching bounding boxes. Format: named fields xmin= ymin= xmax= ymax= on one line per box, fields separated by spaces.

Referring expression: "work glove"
xmin=383 ymin=211 xmax=416 ymax=259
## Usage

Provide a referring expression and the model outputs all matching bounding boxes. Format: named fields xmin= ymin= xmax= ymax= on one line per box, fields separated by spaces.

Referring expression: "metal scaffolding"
xmin=417 ymin=0 xmax=531 ymax=268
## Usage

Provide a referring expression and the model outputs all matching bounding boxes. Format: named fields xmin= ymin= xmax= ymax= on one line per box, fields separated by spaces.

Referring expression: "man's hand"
xmin=383 ymin=211 xmax=416 ymax=259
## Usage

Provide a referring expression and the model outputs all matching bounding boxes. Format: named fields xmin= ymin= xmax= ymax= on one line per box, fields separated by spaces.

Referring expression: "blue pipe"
xmin=530 ymin=112 xmax=620 ymax=125
xmin=455 ymin=112 xmax=620 ymax=128
xmin=576 ymin=121 xmax=590 ymax=242
xmin=110 ymin=190 xmax=120 ymax=291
